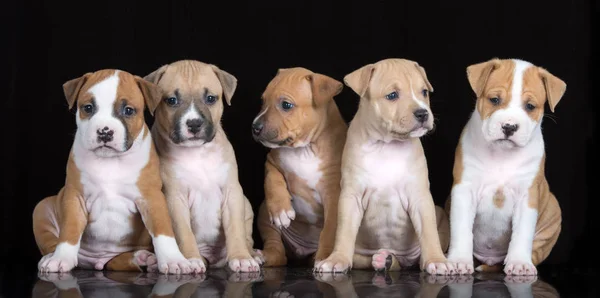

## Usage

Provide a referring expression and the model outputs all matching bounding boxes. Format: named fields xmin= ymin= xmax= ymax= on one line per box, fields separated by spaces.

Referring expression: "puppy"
xmin=145 ymin=60 xmax=260 ymax=273
xmin=251 ymin=67 xmax=347 ymax=266
xmin=445 ymin=58 xmax=565 ymax=276
xmin=314 ymin=59 xmax=451 ymax=275
xmin=33 ymin=69 xmax=193 ymax=274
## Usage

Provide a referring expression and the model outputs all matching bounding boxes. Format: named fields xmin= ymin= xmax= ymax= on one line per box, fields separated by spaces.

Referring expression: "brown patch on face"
xmin=493 ymin=188 xmax=505 ymax=208
xmin=521 ymin=67 xmax=550 ymax=122
xmin=253 ymin=67 xmax=342 ymax=146
xmin=467 ymin=59 xmax=515 ymax=120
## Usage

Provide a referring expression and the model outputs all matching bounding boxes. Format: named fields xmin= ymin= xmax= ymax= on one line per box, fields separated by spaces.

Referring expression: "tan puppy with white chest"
xmin=145 ymin=60 xmax=260 ymax=273
xmin=251 ymin=67 xmax=347 ymax=266
xmin=315 ymin=58 xmax=451 ymax=275
xmin=445 ymin=58 xmax=565 ymax=276
xmin=33 ymin=69 xmax=193 ymax=274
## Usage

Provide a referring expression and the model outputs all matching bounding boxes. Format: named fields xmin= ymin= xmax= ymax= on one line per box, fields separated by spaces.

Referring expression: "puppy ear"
xmin=538 ymin=67 xmax=566 ymax=113
xmin=135 ymin=76 xmax=163 ymax=116
xmin=344 ymin=64 xmax=375 ymax=98
xmin=305 ymin=73 xmax=343 ymax=106
xmin=143 ymin=64 xmax=168 ymax=85
xmin=415 ymin=63 xmax=434 ymax=92
xmin=63 ymin=72 xmax=92 ymax=110
xmin=210 ymin=65 xmax=237 ymax=106
xmin=466 ymin=58 xmax=502 ymax=98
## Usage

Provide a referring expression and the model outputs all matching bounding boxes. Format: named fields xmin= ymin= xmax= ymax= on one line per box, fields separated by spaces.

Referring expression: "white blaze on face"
xmin=179 ymin=103 xmax=202 ymax=140
xmin=408 ymin=79 xmax=432 ymax=138
xmin=482 ymin=59 xmax=538 ymax=147
xmin=76 ymin=71 xmax=127 ymax=157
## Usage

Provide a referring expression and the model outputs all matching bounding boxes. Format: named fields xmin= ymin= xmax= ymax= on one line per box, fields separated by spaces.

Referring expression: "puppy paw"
xmin=270 ymin=291 xmax=295 ymax=298
xmin=447 ymin=257 xmax=474 ymax=275
xmin=424 ymin=258 xmax=453 ymax=275
xmin=504 ymin=260 xmax=537 ymax=276
xmin=251 ymin=249 xmax=265 ymax=266
xmin=38 ymin=253 xmax=77 ymax=273
xmin=37 ymin=272 xmax=78 ymax=290
xmin=314 ymin=253 xmax=351 ymax=273
xmin=371 ymin=249 xmax=394 ymax=271
xmin=267 ymin=201 xmax=296 ymax=229
xmin=188 ymin=258 xmax=207 ymax=274
xmin=228 ymin=271 xmax=263 ymax=282
xmin=504 ymin=274 xmax=538 ymax=284
xmin=228 ymin=257 xmax=260 ymax=272
xmin=258 ymin=248 xmax=287 ymax=267
xmin=371 ymin=273 xmax=393 ymax=288
xmin=157 ymin=256 xmax=193 ymax=275
xmin=132 ymin=250 xmax=158 ymax=272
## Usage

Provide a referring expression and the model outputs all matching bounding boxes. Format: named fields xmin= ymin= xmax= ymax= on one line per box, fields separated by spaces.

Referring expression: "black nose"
xmin=252 ymin=122 xmax=264 ymax=136
xmin=97 ymin=126 xmax=114 ymax=143
xmin=502 ymin=123 xmax=519 ymax=137
xmin=186 ymin=119 xmax=203 ymax=134
xmin=413 ymin=109 xmax=429 ymax=123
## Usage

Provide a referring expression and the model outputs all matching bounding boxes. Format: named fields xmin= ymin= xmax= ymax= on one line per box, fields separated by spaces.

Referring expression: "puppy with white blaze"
xmin=445 ymin=58 xmax=566 ymax=276
xmin=33 ymin=69 xmax=193 ymax=274
xmin=145 ymin=60 xmax=261 ymax=273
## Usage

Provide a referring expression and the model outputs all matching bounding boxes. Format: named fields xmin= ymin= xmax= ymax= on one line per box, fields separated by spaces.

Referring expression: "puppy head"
xmin=345 ymin=58 xmax=435 ymax=141
xmin=251 ymin=67 xmax=342 ymax=148
xmin=144 ymin=60 xmax=237 ymax=147
xmin=63 ymin=70 xmax=161 ymax=158
xmin=467 ymin=58 xmax=566 ymax=148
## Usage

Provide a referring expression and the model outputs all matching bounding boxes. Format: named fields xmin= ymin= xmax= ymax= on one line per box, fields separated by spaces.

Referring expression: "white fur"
xmin=409 ymin=79 xmax=429 ymax=110
xmin=447 ymin=60 xmax=545 ymax=274
xmin=180 ymin=104 xmax=201 ymax=139
xmin=38 ymin=241 xmax=80 ymax=272
xmin=253 ymin=107 xmax=268 ymax=124
xmin=152 ymin=235 xmax=189 ymax=271
xmin=76 ymin=71 xmax=128 ymax=157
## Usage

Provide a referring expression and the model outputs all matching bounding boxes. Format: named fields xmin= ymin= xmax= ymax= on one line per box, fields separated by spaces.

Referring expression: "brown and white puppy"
xmin=251 ymin=67 xmax=347 ymax=267
xmin=145 ymin=60 xmax=260 ymax=273
xmin=445 ymin=58 xmax=565 ymax=276
xmin=33 ymin=70 xmax=193 ymax=274
xmin=314 ymin=59 xmax=451 ymax=275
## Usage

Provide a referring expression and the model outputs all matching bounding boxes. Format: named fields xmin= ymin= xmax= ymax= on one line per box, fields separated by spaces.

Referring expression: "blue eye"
xmin=206 ymin=95 xmax=217 ymax=104
xmin=385 ymin=91 xmax=399 ymax=100
xmin=165 ymin=97 xmax=179 ymax=106
xmin=281 ymin=101 xmax=294 ymax=111
xmin=525 ymin=103 xmax=536 ymax=111
xmin=422 ymin=89 xmax=428 ymax=97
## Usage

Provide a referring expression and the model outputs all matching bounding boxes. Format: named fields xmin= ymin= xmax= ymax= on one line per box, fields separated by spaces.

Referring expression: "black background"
xmin=1 ymin=0 xmax=596 ymax=276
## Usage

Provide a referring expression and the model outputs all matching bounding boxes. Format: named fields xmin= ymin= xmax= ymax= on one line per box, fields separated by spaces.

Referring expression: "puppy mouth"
xmin=255 ymin=136 xmax=293 ymax=147
xmin=92 ymin=145 xmax=121 ymax=153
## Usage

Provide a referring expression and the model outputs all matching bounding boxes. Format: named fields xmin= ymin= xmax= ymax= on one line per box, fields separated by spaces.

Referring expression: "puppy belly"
xmin=280 ymin=222 xmax=320 ymax=258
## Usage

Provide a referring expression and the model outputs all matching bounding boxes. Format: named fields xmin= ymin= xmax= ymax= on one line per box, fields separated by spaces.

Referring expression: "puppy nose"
xmin=186 ymin=119 xmax=203 ymax=134
xmin=502 ymin=123 xmax=519 ymax=137
xmin=97 ymin=126 xmax=114 ymax=143
xmin=252 ymin=122 xmax=264 ymax=136
xmin=413 ymin=109 xmax=429 ymax=123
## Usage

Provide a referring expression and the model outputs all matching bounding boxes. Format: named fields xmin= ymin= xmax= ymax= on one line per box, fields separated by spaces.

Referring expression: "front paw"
xmin=133 ymin=250 xmax=158 ymax=273
xmin=157 ymin=256 xmax=193 ymax=275
xmin=423 ymin=258 xmax=454 ymax=275
xmin=188 ymin=258 xmax=207 ymax=274
xmin=38 ymin=253 xmax=77 ymax=273
xmin=446 ymin=256 xmax=474 ymax=275
xmin=228 ymin=256 xmax=260 ymax=272
xmin=504 ymin=259 xmax=537 ymax=276
xmin=267 ymin=201 xmax=296 ymax=229
xmin=314 ymin=253 xmax=351 ymax=273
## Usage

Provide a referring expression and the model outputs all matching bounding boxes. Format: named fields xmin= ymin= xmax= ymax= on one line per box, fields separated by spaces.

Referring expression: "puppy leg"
xmin=33 ymin=196 xmax=60 ymax=256
xmin=257 ymin=202 xmax=287 ymax=267
xmin=314 ymin=181 xmax=341 ymax=263
xmin=264 ymin=158 xmax=295 ymax=229
xmin=531 ymin=194 xmax=561 ymax=266
xmin=223 ymin=184 xmax=260 ymax=272
xmin=243 ymin=198 xmax=264 ymax=265
xmin=105 ymin=250 xmax=158 ymax=272
xmin=503 ymin=195 xmax=539 ymax=276
xmin=435 ymin=206 xmax=450 ymax=253
xmin=446 ymin=183 xmax=476 ymax=275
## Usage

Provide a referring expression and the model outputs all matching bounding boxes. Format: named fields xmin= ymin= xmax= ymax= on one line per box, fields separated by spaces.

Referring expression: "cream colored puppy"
xmin=445 ymin=58 xmax=565 ymax=276
xmin=145 ymin=60 xmax=260 ymax=273
xmin=314 ymin=58 xmax=451 ymax=275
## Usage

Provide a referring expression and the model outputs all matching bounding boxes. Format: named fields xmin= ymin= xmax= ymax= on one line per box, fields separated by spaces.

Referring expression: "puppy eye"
xmin=385 ymin=91 xmax=399 ymax=100
xmin=421 ymin=89 xmax=428 ymax=97
xmin=206 ymin=95 xmax=217 ymax=104
xmin=82 ymin=104 xmax=94 ymax=114
xmin=281 ymin=101 xmax=294 ymax=111
xmin=489 ymin=97 xmax=501 ymax=105
xmin=123 ymin=106 xmax=136 ymax=116
xmin=525 ymin=103 xmax=536 ymax=111
xmin=165 ymin=97 xmax=179 ymax=107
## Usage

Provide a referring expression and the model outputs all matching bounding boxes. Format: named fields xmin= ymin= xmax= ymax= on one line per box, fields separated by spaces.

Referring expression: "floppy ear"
xmin=466 ymin=58 xmax=502 ymax=98
xmin=538 ymin=67 xmax=566 ymax=113
xmin=135 ymin=76 xmax=163 ymax=116
xmin=143 ymin=64 xmax=168 ymax=85
xmin=344 ymin=64 xmax=375 ymax=98
xmin=305 ymin=73 xmax=343 ymax=106
xmin=210 ymin=65 xmax=237 ymax=106
xmin=63 ymin=72 xmax=92 ymax=110
xmin=415 ymin=63 xmax=434 ymax=92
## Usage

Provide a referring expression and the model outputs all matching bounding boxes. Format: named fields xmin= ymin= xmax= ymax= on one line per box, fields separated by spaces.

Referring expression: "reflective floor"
xmin=17 ymin=267 xmax=590 ymax=298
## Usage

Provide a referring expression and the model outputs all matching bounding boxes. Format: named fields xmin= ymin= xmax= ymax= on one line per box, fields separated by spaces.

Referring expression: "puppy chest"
xmin=359 ymin=144 xmax=413 ymax=188
xmin=189 ymin=191 xmax=225 ymax=244
xmin=171 ymin=155 xmax=231 ymax=190
xmin=83 ymin=196 xmax=139 ymax=247
xmin=277 ymin=148 xmax=323 ymax=196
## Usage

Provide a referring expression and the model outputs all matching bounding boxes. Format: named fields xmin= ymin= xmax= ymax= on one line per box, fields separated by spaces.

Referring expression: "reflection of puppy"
xmin=315 ymin=59 xmax=450 ymax=274
xmin=145 ymin=60 xmax=260 ymax=273
xmin=33 ymin=69 xmax=192 ymax=275
xmin=315 ymin=270 xmax=421 ymax=298
xmin=445 ymin=58 xmax=565 ymax=276
xmin=252 ymin=67 xmax=347 ymax=267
